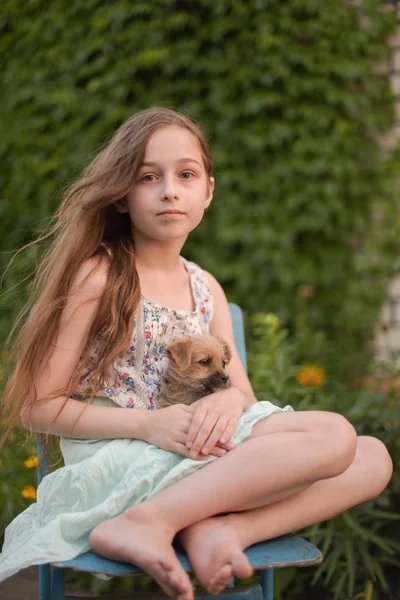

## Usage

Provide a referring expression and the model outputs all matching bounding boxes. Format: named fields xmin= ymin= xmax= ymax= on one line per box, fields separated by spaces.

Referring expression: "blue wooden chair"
xmin=37 ymin=303 xmax=322 ymax=600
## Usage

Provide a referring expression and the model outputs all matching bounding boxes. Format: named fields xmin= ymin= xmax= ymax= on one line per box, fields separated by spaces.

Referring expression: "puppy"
xmin=157 ymin=334 xmax=232 ymax=408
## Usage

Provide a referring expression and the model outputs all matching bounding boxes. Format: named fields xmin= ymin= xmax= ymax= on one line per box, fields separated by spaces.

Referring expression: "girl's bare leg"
xmin=89 ymin=412 xmax=391 ymax=599
xmin=179 ymin=435 xmax=392 ymax=594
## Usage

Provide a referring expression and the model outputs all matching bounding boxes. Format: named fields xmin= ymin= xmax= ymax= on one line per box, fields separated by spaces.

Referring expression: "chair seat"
xmin=52 ymin=534 xmax=322 ymax=577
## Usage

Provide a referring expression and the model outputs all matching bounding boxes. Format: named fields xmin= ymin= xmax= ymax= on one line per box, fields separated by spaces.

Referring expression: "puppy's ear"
xmin=217 ymin=337 xmax=232 ymax=364
xmin=165 ymin=337 xmax=193 ymax=370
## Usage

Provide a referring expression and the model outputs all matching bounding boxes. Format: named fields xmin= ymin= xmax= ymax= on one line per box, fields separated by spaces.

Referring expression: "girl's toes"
xmin=167 ymin=570 xmax=189 ymax=593
xmin=158 ymin=558 xmax=193 ymax=599
xmin=231 ymin=553 xmax=253 ymax=579
xmin=216 ymin=564 xmax=233 ymax=584
xmin=211 ymin=580 xmax=227 ymax=596
xmin=219 ymin=564 xmax=233 ymax=581
xmin=166 ymin=568 xmax=179 ymax=586
xmin=207 ymin=578 xmax=217 ymax=594
xmin=176 ymin=589 xmax=192 ymax=600
xmin=208 ymin=565 xmax=233 ymax=594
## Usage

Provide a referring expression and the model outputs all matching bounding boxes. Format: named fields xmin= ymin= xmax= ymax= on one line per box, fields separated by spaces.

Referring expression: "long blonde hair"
xmin=0 ymin=107 xmax=214 ymax=458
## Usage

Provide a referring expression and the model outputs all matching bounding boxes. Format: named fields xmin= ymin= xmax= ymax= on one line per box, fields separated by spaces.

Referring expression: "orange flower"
xmin=24 ymin=456 xmax=38 ymax=468
xmin=297 ymin=284 xmax=314 ymax=298
xmin=21 ymin=485 xmax=36 ymax=500
xmin=296 ymin=365 xmax=325 ymax=387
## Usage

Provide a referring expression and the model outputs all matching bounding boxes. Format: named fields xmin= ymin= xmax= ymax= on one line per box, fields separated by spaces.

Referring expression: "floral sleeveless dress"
xmin=0 ymin=256 xmax=292 ymax=583
xmin=71 ymin=256 xmax=215 ymax=410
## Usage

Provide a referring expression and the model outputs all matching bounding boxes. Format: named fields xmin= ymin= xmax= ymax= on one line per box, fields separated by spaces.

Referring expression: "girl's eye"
xmin=199 ymin=359 xmax=210 ymax=366
xmin=140 ymin=172 xmax=194 ymax=182
xmin=141 ymin=174 xmax=157 ymax=182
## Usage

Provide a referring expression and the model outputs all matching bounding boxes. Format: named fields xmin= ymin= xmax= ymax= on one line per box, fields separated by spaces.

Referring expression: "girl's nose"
xmin=160 ymin=175 xmax=179 ymax=201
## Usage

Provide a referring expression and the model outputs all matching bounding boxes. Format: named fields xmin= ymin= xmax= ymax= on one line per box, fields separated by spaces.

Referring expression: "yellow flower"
xmin=24 ymin=456 xmax=38 ymax=468
xmin=254 ymin=313 xmax=281 ymax=330
xmin=21 ymin=485 xmax=36 ymax=500
xmin=296 ymin=364 xmax=325 ymax=387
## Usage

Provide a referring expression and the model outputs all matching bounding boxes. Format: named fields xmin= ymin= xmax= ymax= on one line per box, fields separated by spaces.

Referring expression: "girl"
xmin=0 ymin=107 xmax=393 ymax=600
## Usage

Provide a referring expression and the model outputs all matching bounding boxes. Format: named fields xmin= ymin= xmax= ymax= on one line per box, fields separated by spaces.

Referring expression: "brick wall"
xmin=375 ymin=0 xmax=400 ymax=363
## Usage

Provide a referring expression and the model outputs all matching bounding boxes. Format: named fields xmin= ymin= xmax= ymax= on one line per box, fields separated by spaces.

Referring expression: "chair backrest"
xmin=228 ymin=303 xmax=247 ymax=373
xmin=37 ymin=303 xmax=246 ymax=484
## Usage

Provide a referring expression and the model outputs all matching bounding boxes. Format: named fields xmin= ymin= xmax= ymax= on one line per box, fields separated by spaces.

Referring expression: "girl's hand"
xmin=186 ymin=387 xmax=248 ymax=459
xmin=144 ymin=403 xmax=232 ymax=460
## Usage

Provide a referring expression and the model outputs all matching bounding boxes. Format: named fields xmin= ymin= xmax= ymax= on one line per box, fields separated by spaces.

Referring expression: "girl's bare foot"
xmin=89 ymin=505 xmax=193 ymax=600
xmin=179 ymin=515 xmax=253 ymax=595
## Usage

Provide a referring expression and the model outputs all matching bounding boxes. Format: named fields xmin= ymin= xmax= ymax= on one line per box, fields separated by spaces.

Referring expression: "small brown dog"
xmin=157 ymin=334 xmax=232 ymax=408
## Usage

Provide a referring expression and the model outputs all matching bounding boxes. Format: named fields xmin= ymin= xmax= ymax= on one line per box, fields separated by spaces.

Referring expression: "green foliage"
xmin=0 ymin=0 xmax=399 ymax=381
xmin=0 ymin=428 xmax=38 ymax=547
xmin=247 ymin=313 xmax=400 ymax=600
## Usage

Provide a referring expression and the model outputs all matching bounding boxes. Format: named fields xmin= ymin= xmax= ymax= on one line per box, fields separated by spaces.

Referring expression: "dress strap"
xmin=182 ymin=258 xmax=213 ymax=329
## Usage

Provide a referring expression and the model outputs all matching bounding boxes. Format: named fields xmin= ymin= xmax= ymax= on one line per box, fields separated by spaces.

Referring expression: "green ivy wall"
xmin=1 ymin=0 xmax=399 ymax=378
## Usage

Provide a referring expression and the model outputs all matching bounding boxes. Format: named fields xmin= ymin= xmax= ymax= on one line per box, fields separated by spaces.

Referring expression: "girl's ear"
xmin=204 ymin=177 xmax=215 ymax=210
xmin=114 ymin=199 xmax=128 ymax=213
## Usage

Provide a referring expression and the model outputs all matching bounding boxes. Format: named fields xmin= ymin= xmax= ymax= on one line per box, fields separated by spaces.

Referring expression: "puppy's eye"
xmin=199 ymin=359 xmax=210 ymax=366
xmin=222 ymin=360 xmax=227 ymax=368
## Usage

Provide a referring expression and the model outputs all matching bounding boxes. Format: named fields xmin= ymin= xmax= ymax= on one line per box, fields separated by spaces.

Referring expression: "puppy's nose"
xmin=219 ymin=374 xmax=229 ymax=383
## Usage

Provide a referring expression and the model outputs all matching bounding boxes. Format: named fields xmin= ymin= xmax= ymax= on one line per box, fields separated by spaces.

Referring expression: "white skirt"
xmin=0 ymin=400 xmax=293 ymax=582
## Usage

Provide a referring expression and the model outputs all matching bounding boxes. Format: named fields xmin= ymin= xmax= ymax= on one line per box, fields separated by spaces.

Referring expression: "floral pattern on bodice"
xmin=71 ymin=257 xmax=213 ymax=410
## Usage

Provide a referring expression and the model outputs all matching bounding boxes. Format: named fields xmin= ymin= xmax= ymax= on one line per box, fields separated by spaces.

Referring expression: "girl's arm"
xmin=20 ymin=257 xmax=150 ymax=439
xmin=20 ymin=394 xmax=151 ymax=439
xmin=19 ymin=259 xmax=229 ymax=458
xmin=205 ymin=271 xmax=258 ymax=408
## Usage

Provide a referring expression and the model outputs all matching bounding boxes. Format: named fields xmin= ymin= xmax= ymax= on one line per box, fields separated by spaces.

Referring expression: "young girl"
xmin=0 ymin=107 xmax=393 ymax=600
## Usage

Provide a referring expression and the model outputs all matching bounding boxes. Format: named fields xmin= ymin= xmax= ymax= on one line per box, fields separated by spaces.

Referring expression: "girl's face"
xmin=116 ymin=125 xmax=214 ymax=244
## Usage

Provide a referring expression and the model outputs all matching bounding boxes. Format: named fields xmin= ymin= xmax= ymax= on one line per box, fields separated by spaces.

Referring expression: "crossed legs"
xmin=179 ymin=434 xmax=391 ymax=594
xmin=89 ymin=411 xmax=393 ymax=599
